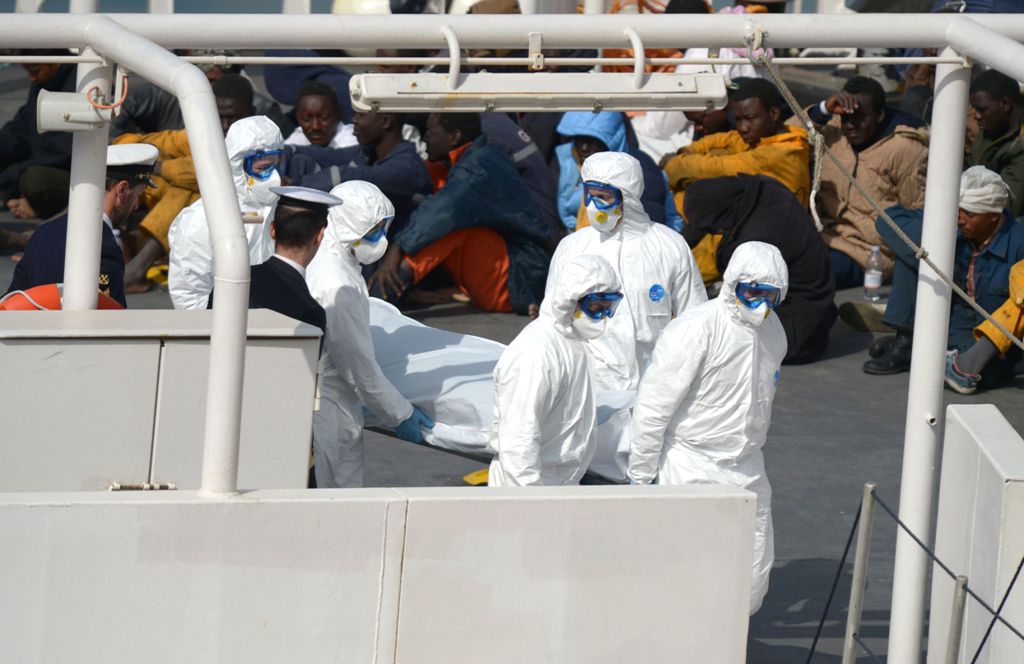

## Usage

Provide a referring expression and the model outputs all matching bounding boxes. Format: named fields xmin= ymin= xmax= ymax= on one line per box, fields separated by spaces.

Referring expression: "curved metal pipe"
xmin=440 ymin=25 xmax=461 ymax=91
xmin=81 ymin=14 xmax=249 ymax=497
xmin=623 ymin=27 xmax=644 ymax=90
xmin=946 ymin=15 xmax=1024 ymax=82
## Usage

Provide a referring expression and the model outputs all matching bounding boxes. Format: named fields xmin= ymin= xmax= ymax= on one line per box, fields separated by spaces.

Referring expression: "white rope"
xmin=809 ymin=130 xmax=825 ymax=232
xmin=742 ymin=30 xmax=1024 ymax=354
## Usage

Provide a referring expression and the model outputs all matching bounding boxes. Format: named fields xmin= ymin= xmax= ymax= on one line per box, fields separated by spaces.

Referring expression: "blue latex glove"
xmin=394 ymin=405 xmax=435 ymax=443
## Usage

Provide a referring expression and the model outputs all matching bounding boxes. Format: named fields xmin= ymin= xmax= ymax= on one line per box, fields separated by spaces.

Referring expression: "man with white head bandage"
xmin=864 ymin=166 xmax=1024 ymax=381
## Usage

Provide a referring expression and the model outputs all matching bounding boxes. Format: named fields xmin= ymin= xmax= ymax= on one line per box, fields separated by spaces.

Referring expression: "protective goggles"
xmin=578 ymin=291 xmax=624 ymax=320
xmin=735 ymin=281 xmax=782 ymax=310
xmin=243 ymin=149 xmax=284 ymax=180
xmin=363 ymin=217 xmax=393 ymax=243
xmin=582 ymin=181 xmax=623 ymax=211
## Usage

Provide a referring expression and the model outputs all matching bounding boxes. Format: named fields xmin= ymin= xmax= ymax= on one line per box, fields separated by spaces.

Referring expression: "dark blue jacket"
xmin=262 ymin=50 xmax=355 ymax=123
xmin=210 ymin=256 xmax=326 ymax=333
xmin=0 ymin=64 xmax=76 ymax=197
xmin=290 ymin=141 xmax=432 ymax=236
xmin=480 ymin=113 xmax=563 ymax=252
xmin=6 ymin=213 xmax=126 ymax=307
xmin=396 ymin=135 xmax=552 ymax=315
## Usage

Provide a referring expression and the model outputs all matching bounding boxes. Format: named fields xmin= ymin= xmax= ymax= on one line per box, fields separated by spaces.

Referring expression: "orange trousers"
xmin=403 ymin=227 xmax=513 ymax=313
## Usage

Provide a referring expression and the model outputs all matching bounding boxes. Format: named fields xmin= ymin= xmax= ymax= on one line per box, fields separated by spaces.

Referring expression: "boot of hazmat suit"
xmin=545 ymin=151 xmax=706 ymax=478
xmin=306 ymin=180 xmax=434 ymax=488
xmin=168 ymin=116 xmax=283 ymax=310
xmin=488 ymin=254 xmax=622 ymax=487
xmin=627 ymin=241 xmax=789 ymax=615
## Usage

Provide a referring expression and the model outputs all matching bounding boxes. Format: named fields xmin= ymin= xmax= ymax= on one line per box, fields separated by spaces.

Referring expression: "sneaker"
xmin=944 ymin=350 xmax=980 ymax=395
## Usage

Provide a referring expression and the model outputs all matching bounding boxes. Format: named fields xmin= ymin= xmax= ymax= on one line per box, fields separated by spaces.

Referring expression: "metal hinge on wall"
xmin=108 ymin=482 xmax=176 ymax=491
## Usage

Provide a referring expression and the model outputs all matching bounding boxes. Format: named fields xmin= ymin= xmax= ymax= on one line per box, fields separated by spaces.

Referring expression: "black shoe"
xmin=863 ymin=333 xmax=913 ymax=375
xmin=868 ymin=335 xmax=897 ymax=358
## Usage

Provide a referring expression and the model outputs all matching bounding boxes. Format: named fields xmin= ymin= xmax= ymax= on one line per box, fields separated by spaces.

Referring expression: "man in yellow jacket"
xmin=661 ymin=78 xmax=809 ymax=284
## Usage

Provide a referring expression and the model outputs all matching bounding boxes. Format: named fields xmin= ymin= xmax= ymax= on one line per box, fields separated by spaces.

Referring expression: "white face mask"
xmin=586 ymin=200 xmax=623 ymax=235
xmin=352 ymin=237 xmax=388 ymax=265
xmin=571 ymin=309 xmax=608 ymax=340
xmin=736 ymin=301 xmax=771 ymax=327
xmin=247 ymin=169 xmax=282 ymax=207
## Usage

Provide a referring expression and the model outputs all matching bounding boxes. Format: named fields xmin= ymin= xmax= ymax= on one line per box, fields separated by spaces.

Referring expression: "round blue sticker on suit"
xmin=648 ymin=284 xmax=665 ymax=302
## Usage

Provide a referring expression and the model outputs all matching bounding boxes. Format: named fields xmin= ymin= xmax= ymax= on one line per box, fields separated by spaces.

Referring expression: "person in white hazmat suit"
xmin=306 ymin=180 xmax=435 ymax=488
xmin=545 ymin=150 xmax=706 ymax=478
xmin=488 ymin=254 xmax=623 ymax=487
xmin=168 ymin=116 xmax=283 ymax=310
xmin=627 ymin=241 xmax=789 ymax=615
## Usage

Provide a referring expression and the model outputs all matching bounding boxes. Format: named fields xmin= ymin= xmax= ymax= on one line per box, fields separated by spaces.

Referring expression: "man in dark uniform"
xmin=6 ymin=144 xmax=159 ymax=307
xmin=209 ymin=185 xmax=340 ymax=333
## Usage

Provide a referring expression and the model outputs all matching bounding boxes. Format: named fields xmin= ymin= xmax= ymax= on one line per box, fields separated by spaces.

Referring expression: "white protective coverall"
xmin=306 ymin=180 xmax=414 ymax=488
xmin=545 ymin=150 xmax=706 ymax=477
xmin=627 ymin=241 xmax=789 ymax=614
xmin=488 ymin=254 xmax=621 ymax=487
xmin=167 ymin=116 xmax=282 ymax=310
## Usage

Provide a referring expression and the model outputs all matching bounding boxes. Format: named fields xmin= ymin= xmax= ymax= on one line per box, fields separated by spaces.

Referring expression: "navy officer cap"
xmin=271 ymin=186 xmax=343 ymax=216
xmin=106 ymin=143 xmax=159 ymax=188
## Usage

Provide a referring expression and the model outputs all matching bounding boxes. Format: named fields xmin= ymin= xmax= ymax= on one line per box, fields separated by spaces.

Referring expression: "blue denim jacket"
xmin=949 ymin=212 xmax=1024 ymax=350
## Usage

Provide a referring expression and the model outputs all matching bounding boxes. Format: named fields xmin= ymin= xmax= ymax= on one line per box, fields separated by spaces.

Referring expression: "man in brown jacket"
xmin=809 ymin=76 xmax=929 ymax=289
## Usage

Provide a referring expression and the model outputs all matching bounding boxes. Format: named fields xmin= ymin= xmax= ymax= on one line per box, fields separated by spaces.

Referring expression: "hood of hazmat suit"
xmin=627 ymin=241 xmax=789 ymax=614
xmin=227 ymin=115 xmax=286 ymax=212
xmin=489 ymin=254 xmax=621 ymax=487
xmin=546 ymin=151 xmax=706 ymax=392
xmin=306 ymin=180 xmax=411 ymax=488
xmin=167 ymin=116 xmax=283 ymax=309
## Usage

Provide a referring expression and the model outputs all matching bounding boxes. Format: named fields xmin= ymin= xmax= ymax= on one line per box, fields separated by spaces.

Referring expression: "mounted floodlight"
xmin=349 ymin=72 xmax=728 ymax=113
xmin=37 ymin=89 xmax=110 ymax=132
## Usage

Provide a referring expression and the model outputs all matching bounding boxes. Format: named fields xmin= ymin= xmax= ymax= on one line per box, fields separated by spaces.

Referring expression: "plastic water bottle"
xmin=864 ymin=245 xmax=885 ymax=302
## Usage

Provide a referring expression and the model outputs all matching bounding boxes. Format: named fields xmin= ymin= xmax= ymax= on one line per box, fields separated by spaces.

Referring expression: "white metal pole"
xmin=69 ymin=0 xmax=98 ymax=12
xmin=842 ymin=483 xmax=877 ymax=664
xmin=79 ymin=15 xmax=250 ymax=497
xmin=886 ymin=46 xmax=969 ymax=664
xmin=945 ymin=575 xmax=969 ymax=664
xmin=5 ymin=13 xmax=1024 ymax=50
xmin=15 ymin=0 xmax=45 ymax=12
xmin=148 ymin=0 xmax=175 ymax=13
xmin=61 ymin=52 xmax=111 ymax=311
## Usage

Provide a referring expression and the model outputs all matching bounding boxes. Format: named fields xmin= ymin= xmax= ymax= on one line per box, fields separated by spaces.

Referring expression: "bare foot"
xmin=527 ymin=303 xmax=539 ymax=319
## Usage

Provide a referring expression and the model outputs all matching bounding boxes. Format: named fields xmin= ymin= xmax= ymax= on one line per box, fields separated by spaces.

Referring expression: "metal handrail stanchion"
xmin=945 ymin=575 xmax=969 ymax=664
xmin=842 ymin=483 xmax=878 ymax=664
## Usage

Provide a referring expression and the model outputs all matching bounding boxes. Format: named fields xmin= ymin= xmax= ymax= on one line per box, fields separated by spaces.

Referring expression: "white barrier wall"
xmin=928 ymin=404 xmax=1024 ymax=663
xmin=0 ymin=485 xmax=755 ymax=664
xmin=0 ymin=310 xmax=319 ymax=491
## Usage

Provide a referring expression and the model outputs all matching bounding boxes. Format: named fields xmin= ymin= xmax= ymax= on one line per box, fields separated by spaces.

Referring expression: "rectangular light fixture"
xmin=349 ymin=72 xmax=728 ymax=113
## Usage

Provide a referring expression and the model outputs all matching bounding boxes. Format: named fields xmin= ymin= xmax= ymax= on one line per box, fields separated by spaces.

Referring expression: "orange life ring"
xmin=0 ymin=284 xmax=124 ymax=311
